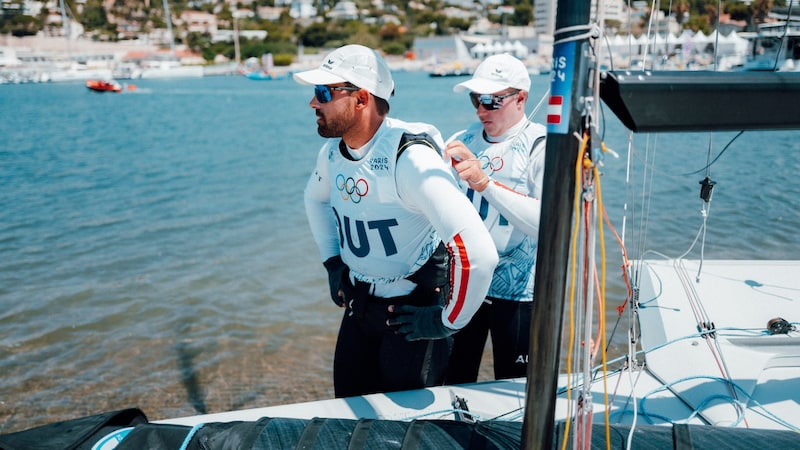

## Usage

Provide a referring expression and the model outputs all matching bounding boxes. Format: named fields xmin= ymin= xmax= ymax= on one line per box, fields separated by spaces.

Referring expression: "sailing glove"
xmin=388 ymin=305 xmax=456 ymax=341
xmin=322 ymin=255 xmax=348 ymax=307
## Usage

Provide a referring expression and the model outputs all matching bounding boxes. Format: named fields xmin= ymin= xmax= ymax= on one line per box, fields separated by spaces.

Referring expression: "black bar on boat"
xmin=600 ymin=70 xmax=800 ymax=132
xmin=522 ymin=0 xmax=591 ymax=448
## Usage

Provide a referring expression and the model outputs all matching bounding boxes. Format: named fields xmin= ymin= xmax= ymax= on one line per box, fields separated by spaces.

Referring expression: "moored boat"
xmin=243 ymin=69 xmax=288 ymax=80
xmin=740 ymin=21 xmax=800 ymax=72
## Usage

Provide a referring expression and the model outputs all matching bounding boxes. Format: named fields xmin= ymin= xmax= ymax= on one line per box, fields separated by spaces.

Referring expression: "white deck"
xmin=160 ymin=260 xmax=800 ymax=433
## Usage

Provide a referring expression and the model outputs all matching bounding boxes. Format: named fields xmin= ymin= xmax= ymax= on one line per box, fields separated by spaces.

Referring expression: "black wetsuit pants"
xmin=333 ymin=295 xmax=452 ymax=398
xmin=444 ymin=298 xmax=532 ymax=385
xmin=332 ymin=242 xmax=452 ymax=398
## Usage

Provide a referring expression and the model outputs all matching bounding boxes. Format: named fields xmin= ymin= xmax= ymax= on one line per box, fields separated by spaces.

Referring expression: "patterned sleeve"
xmin=479 ymin=136 xmax=546 ymax=237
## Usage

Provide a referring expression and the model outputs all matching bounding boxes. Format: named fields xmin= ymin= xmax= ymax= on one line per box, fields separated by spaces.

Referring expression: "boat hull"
xmin=85 ymin=79 xmax=122 ymax=93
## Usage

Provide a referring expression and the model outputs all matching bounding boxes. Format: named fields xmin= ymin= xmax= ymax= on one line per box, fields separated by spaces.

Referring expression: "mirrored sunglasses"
xmin=469 ymin=90 xmax=519 ymax=111
xmin=314 ymin=85 xmax=361 ymax=103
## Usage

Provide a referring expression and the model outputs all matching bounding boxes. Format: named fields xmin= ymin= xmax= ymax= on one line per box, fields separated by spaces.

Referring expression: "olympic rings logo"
xmin=336 ymin=174 xmax=369 ymax=203
xmin=479 ymin=155 xmax=504 ymax=172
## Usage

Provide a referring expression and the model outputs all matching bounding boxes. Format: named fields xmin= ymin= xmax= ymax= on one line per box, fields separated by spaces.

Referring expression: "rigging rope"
xmin=551 ymin=0 xmax=762 ymax=445
xmin=560 ymin=132 xmax=588 ymax=450
xmin=560 ymin=127 xmax=620 ymax=449
xmin=596 ymin=0 xmax=771 ymax=432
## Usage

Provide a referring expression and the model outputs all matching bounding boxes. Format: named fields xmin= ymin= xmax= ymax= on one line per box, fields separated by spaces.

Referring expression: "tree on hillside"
xmin=1 ymin=11 xmax=40 ymax=36
xmin=750 ymin=0 xmax=773 ymax=24
xmin=726 ymin=1 xmax=750 ymax=22
xmin=704 ymin=3 xmax=719 ymax=26
xmin=512 ymin=4 xmax=532 ymax=26
xmin=672 ymin=0 xmax=690 ymax=25
xmin=685 ymin=13 xmax=712 ymax=33
xmin=255 ymin=10 xmax=295 ymax=43
xmin=299 ymin=21 xmax=349 ymax=47
xmin=82 ymin=0 xmax=118 ymax=39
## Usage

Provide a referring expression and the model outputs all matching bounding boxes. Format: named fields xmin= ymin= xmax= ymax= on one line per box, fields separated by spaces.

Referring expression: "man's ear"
xmin=355 ymin=90 xmax=369 ymax=105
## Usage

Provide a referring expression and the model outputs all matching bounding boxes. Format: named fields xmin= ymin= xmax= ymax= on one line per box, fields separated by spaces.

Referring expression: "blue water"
xmin=1 ymin=72 xmax=798 ymax=433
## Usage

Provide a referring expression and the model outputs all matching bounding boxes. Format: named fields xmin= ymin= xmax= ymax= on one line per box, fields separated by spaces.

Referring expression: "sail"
xmin=263 ymin=53 xmax=274 ymax=73
xmin=454 ymin=35 xmax=472 ymax=63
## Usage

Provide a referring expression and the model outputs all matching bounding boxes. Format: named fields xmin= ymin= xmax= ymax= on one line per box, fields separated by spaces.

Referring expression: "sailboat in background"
xmin=243 ymin=53 xmax=289 ymax=80
xmin=135 ymin=0 xmax=203 ymax=79
xmin=428 ymin=35 xmax=478 ymax=77
xmin=740 ymin=20 xmax=800 ymax=72
xmin=2 ymin=0 xmax=800 ymax=447
xmin=46 ymin=0 xmax=114 ymax=82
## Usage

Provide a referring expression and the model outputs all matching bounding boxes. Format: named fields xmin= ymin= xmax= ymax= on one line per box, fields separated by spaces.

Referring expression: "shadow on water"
xmin=176 ymin=340 xmax=208 ymax=414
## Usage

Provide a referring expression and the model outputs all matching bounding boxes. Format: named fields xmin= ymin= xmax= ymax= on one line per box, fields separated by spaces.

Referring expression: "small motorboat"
xmin=85 ymin=79 xmax=123 ymax=93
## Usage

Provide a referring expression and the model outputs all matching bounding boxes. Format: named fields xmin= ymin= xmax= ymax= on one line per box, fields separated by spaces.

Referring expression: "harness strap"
xmin=530 ymin=135 xmax=546 ymax=156
xmin=338 ymin=132 xmax=442 ymax=161
xmin=397 ymin=132 xmax=442 ymax=158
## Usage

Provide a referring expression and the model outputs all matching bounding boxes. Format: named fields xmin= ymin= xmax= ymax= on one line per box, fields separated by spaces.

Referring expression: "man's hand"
xmin=322 ymin=255 xmax=347 ymax=307
xmin=445 ymin=142 xmax=490 ymax=192
xmin=387 ymin=304 xmax=456 ymax=341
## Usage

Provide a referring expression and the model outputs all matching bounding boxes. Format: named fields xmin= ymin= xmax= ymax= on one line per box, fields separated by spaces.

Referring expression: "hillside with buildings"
xmin=0 ymin=0 xmax=794 ymax=82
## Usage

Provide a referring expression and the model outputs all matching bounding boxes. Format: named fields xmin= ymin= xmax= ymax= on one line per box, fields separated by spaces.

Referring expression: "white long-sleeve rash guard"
xmin=448 ymin=118 xmax=546 ymax=242
xmin=445 ymin=118 xmax=546 ymax=302
xmin=304 ymin=118 xmax=498 ymax=330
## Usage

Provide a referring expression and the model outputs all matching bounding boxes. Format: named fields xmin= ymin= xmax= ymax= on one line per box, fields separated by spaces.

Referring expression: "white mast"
xmin=162 ymin=0 xmax=175 ymax=55
xmin=59 ymin=0 xmax=72 ymax=59
xmin=233 ymin=11 xmax=241 ymax=65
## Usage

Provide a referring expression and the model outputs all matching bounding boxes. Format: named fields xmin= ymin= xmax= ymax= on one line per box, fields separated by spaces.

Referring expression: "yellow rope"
xmin=561 ymin=131 xmax=589 ymax=450
xmin=594 ymin=162 xmax=611 ymax=450
xmin=560 ymin=134 xmax=615 ymax=450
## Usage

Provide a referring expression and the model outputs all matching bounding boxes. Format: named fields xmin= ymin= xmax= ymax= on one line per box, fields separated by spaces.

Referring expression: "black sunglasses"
xmin=314 ymin=85 xmax=361 ymax=103
xmin=469 ymin=90 xmax=520 ymax=111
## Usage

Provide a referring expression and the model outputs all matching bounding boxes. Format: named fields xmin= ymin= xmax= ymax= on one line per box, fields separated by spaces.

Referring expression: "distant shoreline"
xmin=1 ymin=34 xmax=159 ymax=56
xmin=0 ymin=35 xmax=552 ymax=85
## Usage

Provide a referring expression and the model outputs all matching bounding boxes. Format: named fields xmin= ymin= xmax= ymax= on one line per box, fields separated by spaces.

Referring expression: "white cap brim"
xmin=453 ymin=78 xmax=513 ymax=94
xmin=291 ymin=45 xmax=395 ymax=100
xmin=292 ymin=68 xmax=347 ymax=86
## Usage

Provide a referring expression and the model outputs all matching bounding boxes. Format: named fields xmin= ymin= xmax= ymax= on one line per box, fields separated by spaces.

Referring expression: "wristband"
xmin=468 ymin=176 xmax=491 ymax=189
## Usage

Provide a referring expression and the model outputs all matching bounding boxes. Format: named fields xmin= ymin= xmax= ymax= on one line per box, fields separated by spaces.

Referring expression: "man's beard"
xmin=316 ymin=109 xmax=353 ymax=138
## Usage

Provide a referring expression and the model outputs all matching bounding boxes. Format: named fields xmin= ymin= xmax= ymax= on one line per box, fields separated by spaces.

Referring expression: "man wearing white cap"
xmin=443 ymin=53 xmax=547 ymax=384
xmin=296 ymin=44 xmax=498 ymax=397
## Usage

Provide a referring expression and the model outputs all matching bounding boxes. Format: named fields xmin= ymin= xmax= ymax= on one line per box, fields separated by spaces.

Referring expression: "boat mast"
xmin=233 ymin=11 xmax=241 ymax=66
xmin=162 ymin=0 xmax=175 ymax=55
xmin=521 ymin=0 xmax=592 ymax=447
xmin=59 ymin=0 xmax=72 ymax=60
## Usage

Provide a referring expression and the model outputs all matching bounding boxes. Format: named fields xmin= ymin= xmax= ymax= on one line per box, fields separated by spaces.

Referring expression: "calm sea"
xmin=1 ymin=71 xmax=798 ymax=433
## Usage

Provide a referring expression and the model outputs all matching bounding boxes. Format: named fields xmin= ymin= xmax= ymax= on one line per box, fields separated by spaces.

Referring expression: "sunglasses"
xmin=469 ymin=90 xmax=519 ymax=111
xmin=314 ymin=85 xmax=361 ymax=103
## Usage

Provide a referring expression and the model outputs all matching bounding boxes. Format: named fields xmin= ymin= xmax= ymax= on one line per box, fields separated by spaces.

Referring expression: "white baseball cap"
xmin=453 ymin=53 xmax=531 ymax=94
xmin=293 ymin=45 xmax=395 ymax=101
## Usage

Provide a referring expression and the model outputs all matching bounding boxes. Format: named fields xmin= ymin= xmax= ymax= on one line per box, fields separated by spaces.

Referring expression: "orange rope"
xmin=562 ymin=133 xmax=628 ymax=450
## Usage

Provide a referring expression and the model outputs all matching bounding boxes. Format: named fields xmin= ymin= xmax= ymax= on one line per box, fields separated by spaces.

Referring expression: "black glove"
xmin=322 ymin=255 xmax=348 ymax=307
xmin=388 ymin=305 xmax=457 ymax=341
